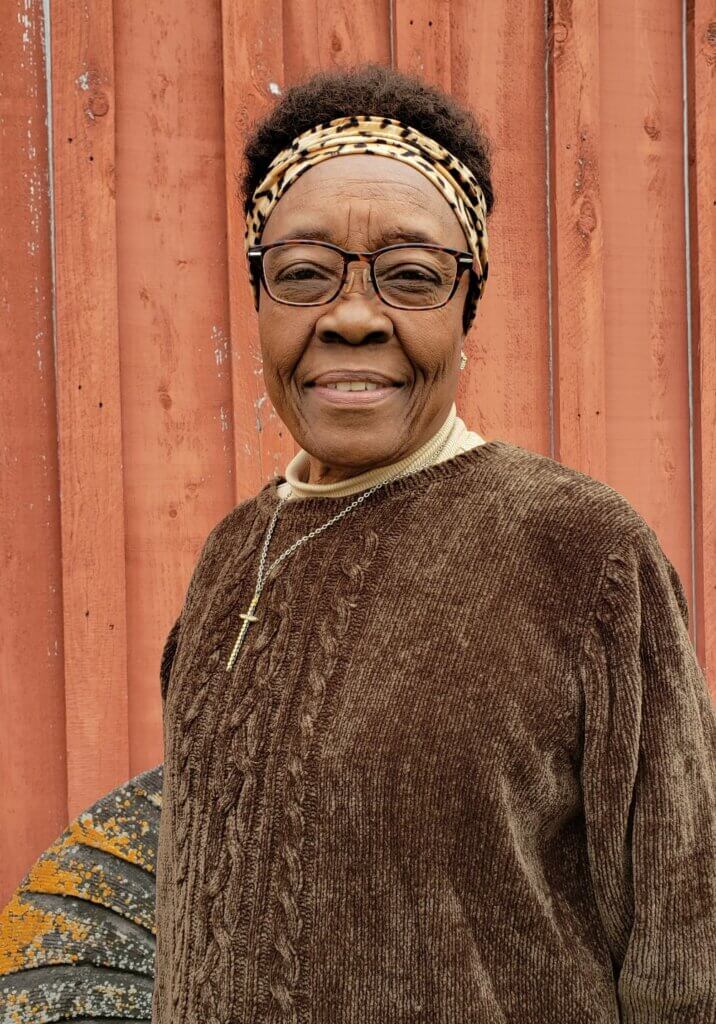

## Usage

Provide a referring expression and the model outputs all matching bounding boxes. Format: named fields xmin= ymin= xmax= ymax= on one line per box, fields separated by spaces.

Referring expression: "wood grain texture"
xmin=50 ymin=0 xmax=130 ymax=818
xmin=0 ymin=0 xmax=69 ymax=924
xmin=598 ymin=0 xmax=694 ymax=642
xmin=548 ymin=0 xmax=607 ymax=480
xmin=451 ymin=0 xmax=551 ymax=453
xmin=1 ymin=0 xmax=713 ymax=908
xmin=688 ymin=1 xmax=715 ymax=680
xmin=112 ymin=0 xmax=236 ymax=778
xmin=393 ymin=0 xmax=451 ymax=86
xmin=283 ymin=0 xmax=390 ymax=77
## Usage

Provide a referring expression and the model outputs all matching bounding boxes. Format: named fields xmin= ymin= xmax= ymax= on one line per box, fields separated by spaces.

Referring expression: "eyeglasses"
xmin=247 ymin=239 xmax=474 ymax=311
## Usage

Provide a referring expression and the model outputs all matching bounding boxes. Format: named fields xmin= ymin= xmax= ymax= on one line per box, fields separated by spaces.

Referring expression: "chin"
xmin=304 ymin=427 xmax=400 ymax=473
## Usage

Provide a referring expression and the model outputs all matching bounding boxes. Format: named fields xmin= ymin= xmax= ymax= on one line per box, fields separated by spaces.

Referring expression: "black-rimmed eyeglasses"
xmin=247 ymin=240 xmax=474 ymax=311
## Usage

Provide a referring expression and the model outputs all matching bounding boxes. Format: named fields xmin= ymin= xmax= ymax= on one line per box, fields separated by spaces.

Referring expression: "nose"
xmin=316 ymin=260 xmax=394 ymax=346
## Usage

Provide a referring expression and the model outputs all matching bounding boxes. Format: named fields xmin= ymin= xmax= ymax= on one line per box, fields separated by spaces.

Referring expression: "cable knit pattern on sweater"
xmin=152 ymin=440 xmax=716 ymax=1024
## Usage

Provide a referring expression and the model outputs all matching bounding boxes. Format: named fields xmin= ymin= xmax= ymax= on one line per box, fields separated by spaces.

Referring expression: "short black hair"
xmin=239 ymin=63 xmax=495 ymax=332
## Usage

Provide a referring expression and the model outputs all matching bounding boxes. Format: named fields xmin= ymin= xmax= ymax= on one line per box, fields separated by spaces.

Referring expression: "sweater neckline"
xmin=255 ymin=438 xmax=512 ymax=515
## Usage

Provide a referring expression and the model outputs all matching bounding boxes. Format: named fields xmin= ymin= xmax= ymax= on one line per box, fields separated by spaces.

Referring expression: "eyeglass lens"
xmin=262 ymin=243 xmax=458 ymax=308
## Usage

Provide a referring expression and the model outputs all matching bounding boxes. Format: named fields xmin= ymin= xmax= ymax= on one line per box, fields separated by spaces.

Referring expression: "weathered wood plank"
xmin=112 ymin=0 xmax=236 ymax=775
xmin=598 ymin=0 xmax=695 ymax=641
xmin=451 ymin=0 xmax=551 ymax=452
xmin=0 ymin=0 xmax=69 ymax=911
xmin=51 ymin=0 xmax=130 ymax=813
xmin=688 ymin=0 xmax=716 ymax=683
xmin=548 ymin=0 xmax=607 ymax=478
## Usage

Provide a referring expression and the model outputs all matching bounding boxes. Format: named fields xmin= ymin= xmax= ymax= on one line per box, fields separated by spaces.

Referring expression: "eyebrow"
xmin=271 ymin=226 xmax=440 ymax=246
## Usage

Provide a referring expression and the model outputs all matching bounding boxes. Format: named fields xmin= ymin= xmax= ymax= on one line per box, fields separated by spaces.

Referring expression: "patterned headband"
xmin=244 ymin=114 xmax=489 ymax=331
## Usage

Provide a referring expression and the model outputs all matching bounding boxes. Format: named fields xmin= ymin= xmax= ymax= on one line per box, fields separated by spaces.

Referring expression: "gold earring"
xmin=460 ymin=350 xmax=468 ymax=371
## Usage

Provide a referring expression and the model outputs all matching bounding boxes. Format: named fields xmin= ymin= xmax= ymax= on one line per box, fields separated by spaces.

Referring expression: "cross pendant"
xmin=225 ymin=593 xmax=260 ymax=672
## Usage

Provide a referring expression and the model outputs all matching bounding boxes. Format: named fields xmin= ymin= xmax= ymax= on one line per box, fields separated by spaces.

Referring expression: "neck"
xmin=278 ymin=402 xmax=487 ymax=502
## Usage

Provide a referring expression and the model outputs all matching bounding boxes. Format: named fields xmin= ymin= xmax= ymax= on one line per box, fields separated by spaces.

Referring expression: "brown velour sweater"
xmin=152 ymin=439 xmax=716 ymax=1024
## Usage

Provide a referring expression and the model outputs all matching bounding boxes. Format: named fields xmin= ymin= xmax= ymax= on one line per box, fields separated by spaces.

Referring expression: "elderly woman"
xmin=152 ymin=65 xmax=716 ymax=1024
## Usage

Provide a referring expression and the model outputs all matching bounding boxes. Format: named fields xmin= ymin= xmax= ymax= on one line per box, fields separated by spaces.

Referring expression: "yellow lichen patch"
xmin=18 ymin=840 xmax=86 ymax=900
xmin=14 ymin=852 xmax=148 ymax=931
xmin=0 ymin=894 xmax=89 ymax=973
xmin=0 ymin=896 xmax=52 ymax=972
xmin=70 ymin=814 xmax=151 ymax=870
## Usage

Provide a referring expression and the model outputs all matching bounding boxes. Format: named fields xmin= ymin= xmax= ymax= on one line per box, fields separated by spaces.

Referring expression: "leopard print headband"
xmin=244 ymin=115 xmax=489 ymax=331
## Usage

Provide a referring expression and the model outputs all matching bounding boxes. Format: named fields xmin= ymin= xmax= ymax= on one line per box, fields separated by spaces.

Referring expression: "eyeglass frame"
xmin=247 ymin=239 xmax=475 ymax=311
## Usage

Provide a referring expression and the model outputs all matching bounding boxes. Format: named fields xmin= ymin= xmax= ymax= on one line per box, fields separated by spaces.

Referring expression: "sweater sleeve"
xmin=579 ymin=523 xmax=716 ymax=1022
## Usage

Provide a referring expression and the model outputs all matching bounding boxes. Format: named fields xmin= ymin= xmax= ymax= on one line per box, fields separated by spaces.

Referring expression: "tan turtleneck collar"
xmin=276 ymin=401 xmax=486 ymax=501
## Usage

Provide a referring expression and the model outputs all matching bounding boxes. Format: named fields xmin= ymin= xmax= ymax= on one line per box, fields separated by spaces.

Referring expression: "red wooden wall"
xmin=1 ymin=0 xmax=714 ymax=907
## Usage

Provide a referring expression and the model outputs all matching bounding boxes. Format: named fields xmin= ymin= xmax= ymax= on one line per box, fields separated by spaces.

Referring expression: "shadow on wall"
xmin=0 ymin=766 xmax=162 ymax=1022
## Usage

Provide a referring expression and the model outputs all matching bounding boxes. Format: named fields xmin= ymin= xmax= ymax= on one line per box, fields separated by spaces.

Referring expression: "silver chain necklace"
xmin=225 ymin=449 xmax=439 ymax=673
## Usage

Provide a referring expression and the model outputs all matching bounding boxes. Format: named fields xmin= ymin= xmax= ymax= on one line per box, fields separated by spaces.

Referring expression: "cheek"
xmin=258 ymin=303 xmax=314 ymax=385
xmin=396 ymin=308 xmax=462 ymax=376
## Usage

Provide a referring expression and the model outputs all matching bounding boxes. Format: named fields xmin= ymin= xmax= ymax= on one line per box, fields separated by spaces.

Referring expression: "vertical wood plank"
xmin=687 ymin=0 xmax=715 ymax=684
xmin=451 ymin=0 xmax=551 ymax=451
xmin=113 ymin=0 xmax=235 ymax=774
xmin=548 ymin=0 xmax=607 ymax=478
xmin=50 ymin=0 xmax=130 ymax=815
xmin=598 ymin=0 xmax=694 ymax=634
xmin=0 ymin=0 xmax=68 ymax=908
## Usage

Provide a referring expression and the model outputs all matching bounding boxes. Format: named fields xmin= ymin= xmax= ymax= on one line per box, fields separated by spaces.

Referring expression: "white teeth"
xmin=327 ymin=381 xmax=382 ymax=391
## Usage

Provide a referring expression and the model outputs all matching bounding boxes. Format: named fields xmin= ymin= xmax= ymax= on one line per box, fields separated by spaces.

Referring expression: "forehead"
xmin=260 ymin=153 xmax=466 ymax=246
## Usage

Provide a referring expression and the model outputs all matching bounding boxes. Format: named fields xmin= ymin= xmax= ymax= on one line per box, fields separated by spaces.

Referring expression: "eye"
xmin=384 ymin=264 xmax=441 ymax=283
xmin=375 ymin=247 xmax=453 ymax=288
xmin=275 ymin=261 xmax=332 ymax=282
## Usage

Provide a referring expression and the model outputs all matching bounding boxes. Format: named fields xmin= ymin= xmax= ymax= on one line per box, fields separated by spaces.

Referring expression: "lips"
xmin=305 ymin=370 xmax=404 ymax=387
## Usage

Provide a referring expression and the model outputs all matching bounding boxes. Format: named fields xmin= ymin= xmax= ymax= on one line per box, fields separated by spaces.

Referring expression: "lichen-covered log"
xmin=0 ymin=766 xmax=163 ymax=1023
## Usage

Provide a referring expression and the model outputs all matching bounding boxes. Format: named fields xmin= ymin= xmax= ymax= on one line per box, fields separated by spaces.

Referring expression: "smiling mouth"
xmin=304 ymin=381 xmax=405 ymax=405
xmin=306 ymin=381 xmax=402 ymax=392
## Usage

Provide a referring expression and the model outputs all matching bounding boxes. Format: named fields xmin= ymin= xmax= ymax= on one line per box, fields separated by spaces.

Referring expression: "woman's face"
xmin=256 ymin=154 xmax=471 ymax=483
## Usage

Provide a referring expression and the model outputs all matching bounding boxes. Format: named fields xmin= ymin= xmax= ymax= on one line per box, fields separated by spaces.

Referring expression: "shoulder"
xmin=472 ymin=438 xmax=651 ymax=559
xmin=461 ymin=441 xmax=696 ymax=669
xmin=482 ymin=441 xmax=692 ymax=631
xmin=453 ymin=439 xmax=663 ymax=612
